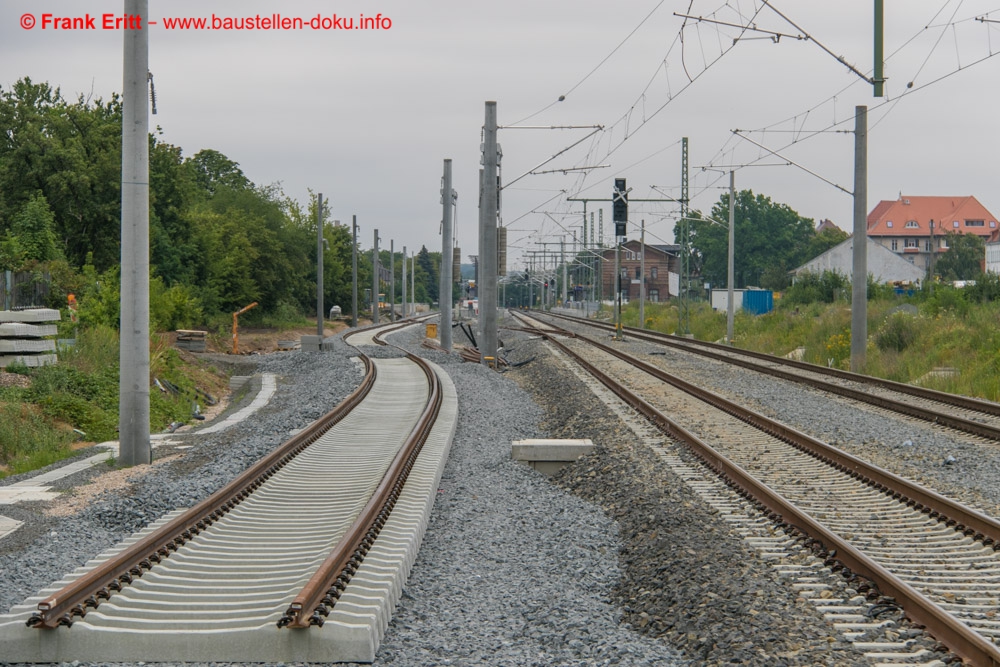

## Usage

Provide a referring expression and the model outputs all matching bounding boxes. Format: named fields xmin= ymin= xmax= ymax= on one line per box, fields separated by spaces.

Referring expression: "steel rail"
xmin=343 ymin=314 xmax=435 ymax=347
xmin=533 ymin=310 xmax=1000 ymax=441
xmin=28 ymin=356 xmax=378 ymax=630
xmin=279 ymin=351 xmax=443 ymax=628
xmin=515 ymin=317 xmax=1000 ymax=665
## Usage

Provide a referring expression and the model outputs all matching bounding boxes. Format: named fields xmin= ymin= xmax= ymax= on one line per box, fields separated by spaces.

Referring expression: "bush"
xmin=784 ymin=270 xmax=849 ymax=305
xmin=150 ymin=277 xmax=204 ymax=331
xmin=0 ymin=403 xmax=74 ymax=476
xmin=875 ymin=312 xmax=919 ymax=352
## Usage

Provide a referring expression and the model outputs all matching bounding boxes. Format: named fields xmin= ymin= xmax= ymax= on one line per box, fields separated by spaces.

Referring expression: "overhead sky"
xmin=4 ymin=1 xmax=999 ymax=270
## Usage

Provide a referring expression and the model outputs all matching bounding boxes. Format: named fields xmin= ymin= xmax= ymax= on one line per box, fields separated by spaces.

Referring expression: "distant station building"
xmin=599 ymin=242 xmax=679 ymax=303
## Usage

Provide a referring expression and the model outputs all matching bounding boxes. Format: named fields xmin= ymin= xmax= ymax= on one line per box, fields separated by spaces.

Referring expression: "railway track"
xmin=0 ymin=322 xmax=458 ymax=663
xmin=512 ymin=311 xmax=1000 ymax=666
xmin=533 ymin=309 xmax=1000 ymax=443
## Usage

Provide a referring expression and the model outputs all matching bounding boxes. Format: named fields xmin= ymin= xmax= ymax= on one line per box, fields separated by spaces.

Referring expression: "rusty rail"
xmin=518 ymin=316 xmax=1000 ymax=666
xmin=28 ymin=356 xmax=377 ymax=629
xmin=278 ymin=352 xmax=442 ymax=628
xmin=533 ymin=309 xmax=1000 ymax=441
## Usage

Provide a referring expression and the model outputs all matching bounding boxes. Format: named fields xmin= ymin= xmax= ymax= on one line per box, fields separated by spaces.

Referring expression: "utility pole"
xmin=727 ymin=171 xmax=735 ymax=343
xmin=874 ymin=0 xmax=885 ymax=97
xmin=411 ymin=250 xmax=415 ymax=315
xmin=479 ymin=101 xmax=499 ymax=366
xmin=389 ymin=240 xmax=395 ymax=322
xmin=351 ymin=215 xmax=358 ymax=328
xmin=119 ymin=0 xmax=150 ymax=467
xmin=372 ymin=229 xmax=380 ymax=325
xmin=402 ymin=245 xmax=407 ymax=318
xmin=440 ymin=159 xmax=454 ymax=351
xmin=639 ymin=220 xmax=646 ymax=329
xmin=850 ymin=106 xmax=868 ymax=372
xmin=679 ymin=136 xmax=691 ymax=335
xmin=928 ymin=220 xmax=936 ymax=290
xmin=561 ymin=236 xmax=567 ymax=305
xmin=316 ymin=193 xmax=324 ymax=337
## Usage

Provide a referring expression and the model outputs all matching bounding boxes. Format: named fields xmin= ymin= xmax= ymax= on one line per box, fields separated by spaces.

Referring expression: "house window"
xmin=649 ymin=289 xmax=659 ymax=303
xmin=940 ymin=237 xmax=948 ymax=249
xmin=891 ymin=239 xmax=898 ymax=251
xmin=635 ymin=267 xmax=641 ymax=280
xmin=905 ymin=220 xmax=919 ymax=228
xmin=966 ymin=220 xmax=985 ymax=227
xmin=651 ymin=267 xmax=658 ymax=279
xmin=886 ymin=221 xmax=893 ymax=228
xmin=991 ymin=221 xmax=997 ymax=228
xmin=904 ymin=238 xmax=919 ymax=248
xmin=953 ymin=221 xmax=960 ymax=228
xmin=925 ymin=240 xmax=931 ymax=251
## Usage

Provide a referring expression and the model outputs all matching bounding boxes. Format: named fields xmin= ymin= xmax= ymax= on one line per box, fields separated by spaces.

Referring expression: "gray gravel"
xmin=0 ymin=321 xmax=687 ymax=666
xmin=620 ymin=332 xmax=1000 ymax=520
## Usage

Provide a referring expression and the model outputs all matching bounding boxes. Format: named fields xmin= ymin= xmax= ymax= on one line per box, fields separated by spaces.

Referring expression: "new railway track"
xmin=531 ymin=309 xmax=1000 ymax=443
xmin=0 ymin=318 xmax=458 ymax=663
xmin=512 ymin=310 xmax=1000 ymax=666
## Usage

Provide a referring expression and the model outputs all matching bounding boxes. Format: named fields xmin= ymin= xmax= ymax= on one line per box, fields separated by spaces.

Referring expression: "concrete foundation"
xmin=300 ymin=335 xmax=324 ymax=352
xmin=511 ymin=439 xmax=594 ymax=475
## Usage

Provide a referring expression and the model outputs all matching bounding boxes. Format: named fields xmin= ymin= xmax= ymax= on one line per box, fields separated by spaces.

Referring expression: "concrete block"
xmin=0 ymin=309 xmax=60 ymax=323
xmin=300 ymin=335 xmax=323 ymax=352
xmin=0 ymin=354 xmax=57 ymax=368
xmin=0 ymin=323 xmax=57 ymax=337
xmin=511 ymin=438 xmax=594 ymax=475
xmin=0 ymin=339 xmax=56 ymax=353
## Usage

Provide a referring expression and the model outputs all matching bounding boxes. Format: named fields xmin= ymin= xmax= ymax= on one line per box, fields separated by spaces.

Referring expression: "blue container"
xmin=742 ymin=289 xmax=773 ymax=315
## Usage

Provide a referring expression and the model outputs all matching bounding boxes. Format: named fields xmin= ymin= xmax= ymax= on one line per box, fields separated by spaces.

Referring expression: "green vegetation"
xmin=0 ymin=77 xmax=440 ymax=322
xmin=0 ymin=326 xmax=228 ymax=478
xmin=679 ymin=189 xmax=848 ymax=292
xmin=617 ymin=281 xmax=1000 ymax=403
xmin=0 ymin=76 xmax=444 ymax=478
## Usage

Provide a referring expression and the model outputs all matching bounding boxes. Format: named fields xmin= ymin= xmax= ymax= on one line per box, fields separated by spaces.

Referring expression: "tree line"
xmin=0 ymin=77 xmax=440 ymax=330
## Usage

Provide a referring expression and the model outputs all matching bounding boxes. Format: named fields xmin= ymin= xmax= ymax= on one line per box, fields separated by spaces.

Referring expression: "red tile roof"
xmin=867 ymin=195 xmax=999 ymax=237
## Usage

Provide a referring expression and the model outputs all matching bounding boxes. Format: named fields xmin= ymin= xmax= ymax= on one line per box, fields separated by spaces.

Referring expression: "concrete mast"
xmin=479 ymin=102 xmax=499 ymax=366
xmin=440 ymin=159 xmax=454 ymax=351
xmin=119 ymin=0 xmax=151 ymax=467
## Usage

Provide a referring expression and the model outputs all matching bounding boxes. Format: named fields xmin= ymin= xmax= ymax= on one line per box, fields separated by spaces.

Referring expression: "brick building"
xmin=599 ymin=242 xmax=678 ymax=303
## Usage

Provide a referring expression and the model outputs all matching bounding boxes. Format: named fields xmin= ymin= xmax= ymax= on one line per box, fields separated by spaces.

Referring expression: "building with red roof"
xmin=867 ymin=195 xmax=999 ymax=272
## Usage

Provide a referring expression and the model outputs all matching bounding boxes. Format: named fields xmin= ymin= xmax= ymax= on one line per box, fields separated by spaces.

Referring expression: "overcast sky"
xmin=4 ymin=1 xmax=999 ymax=269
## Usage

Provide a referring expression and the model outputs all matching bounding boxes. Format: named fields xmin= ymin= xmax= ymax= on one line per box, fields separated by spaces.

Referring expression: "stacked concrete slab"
xmin=174 ymin=329 xmax=207 ymax=352
xmin=0 ymin=309 xmax=60 ymax=368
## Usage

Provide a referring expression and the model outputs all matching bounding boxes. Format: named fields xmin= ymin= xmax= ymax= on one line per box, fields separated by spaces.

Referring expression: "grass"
xmin=0 ymin=324 xmax=230 ymax=479
xmin=615 ymin=291 xmax=1000 ymax=403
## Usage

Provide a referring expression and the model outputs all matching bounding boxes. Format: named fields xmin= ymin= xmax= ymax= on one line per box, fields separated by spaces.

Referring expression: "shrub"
xmin=0 ymin=403 xmax=74 ymax=476
xmin=784 ymin=270 xmax=848 ymax=305
xmin=875 ymin=312 xmax=919 ymax=352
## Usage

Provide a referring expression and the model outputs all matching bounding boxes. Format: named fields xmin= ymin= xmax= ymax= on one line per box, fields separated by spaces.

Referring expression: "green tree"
xmin=190 ymin=149 xmax=250 ymax=195
xmin=0 ymin=78 xmax=122 ymax=270
xmin=414 ymin=246 xmax=439 ymax=303
xmin=11 ymin=193 xmax=60 ymax=263
xmin=933 ymin=232 xmax=984 ymax=281
xmin=685 ymin=190 xmax=815 ymax=288
xmin=802 ymin=225 xmax=850 ymax=263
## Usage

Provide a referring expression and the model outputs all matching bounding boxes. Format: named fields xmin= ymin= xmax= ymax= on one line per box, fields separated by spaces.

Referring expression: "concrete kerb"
xmin=0 ymin=373 xmax=278 ymax=540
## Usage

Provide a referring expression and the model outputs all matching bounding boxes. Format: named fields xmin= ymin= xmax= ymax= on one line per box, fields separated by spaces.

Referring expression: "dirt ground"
xmin=171 ymin=317 xmax=367 ymax=355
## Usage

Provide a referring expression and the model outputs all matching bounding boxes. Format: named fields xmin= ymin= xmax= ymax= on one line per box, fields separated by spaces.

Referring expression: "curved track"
xmin=513 ymin=311 xmax=1000 ymax=666
xmin=0 ymin=321 xmax=458 ymax=663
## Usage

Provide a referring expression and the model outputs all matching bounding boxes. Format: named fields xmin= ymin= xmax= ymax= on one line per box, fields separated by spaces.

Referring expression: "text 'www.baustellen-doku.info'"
xmin=19 ymin=12 xmax=392 ymax=31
